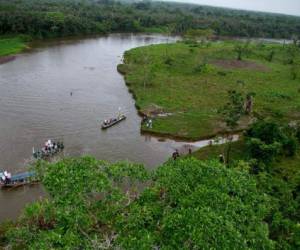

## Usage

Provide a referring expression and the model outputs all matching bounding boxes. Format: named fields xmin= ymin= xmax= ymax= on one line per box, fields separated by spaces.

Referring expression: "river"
xmin=0 ymin=33 xmax=219 ymax=222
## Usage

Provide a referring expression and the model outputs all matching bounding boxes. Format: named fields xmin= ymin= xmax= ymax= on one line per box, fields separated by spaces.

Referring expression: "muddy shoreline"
xmin=0 ymin=55 xmax=16 ymax=65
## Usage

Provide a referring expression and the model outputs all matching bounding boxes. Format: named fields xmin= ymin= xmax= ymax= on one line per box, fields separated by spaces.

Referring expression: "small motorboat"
xmin=33 ymin=139 xmax=64 ymax=160
xmin=0 ymin=171 xmax=37 ymax=189
xmin=101 ymin=114 xmax=126 ymax=129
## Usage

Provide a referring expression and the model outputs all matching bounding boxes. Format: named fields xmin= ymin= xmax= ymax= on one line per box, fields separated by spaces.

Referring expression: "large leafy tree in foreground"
xmin=3 ymin=157 xmax=274 ymax=249
xmin=117 ymin=158 xmax=273 ymax=249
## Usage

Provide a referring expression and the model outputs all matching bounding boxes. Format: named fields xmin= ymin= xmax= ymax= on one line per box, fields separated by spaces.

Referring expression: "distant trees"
xmin=0 ymin=0 xmax=299 ymax=39
xmin=184 ymin=28 xmax=214 ymax=42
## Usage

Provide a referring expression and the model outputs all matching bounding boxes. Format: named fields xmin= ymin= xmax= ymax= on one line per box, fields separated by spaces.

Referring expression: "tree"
xmin=117 ymin=158 xmax=274 ymax=249
xmin=266 ymin=50 xmax=275 ymax=62
xmin=220 ymin=90 xmax=245 ymax=163
xmin=234 ymin=41 xmax=251 ymax=61
xmin=184 ymin=28 xmax=214 ymax=42
xmin=5 ymin=157 xmax=149 ymax=249
xmin=234 ymin=44 xmax=244 ymax=60
xmin=245 ymin=120 xmax=299 ymax=166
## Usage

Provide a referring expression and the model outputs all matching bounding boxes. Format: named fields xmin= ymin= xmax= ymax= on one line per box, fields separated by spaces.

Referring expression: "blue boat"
xmin=0 ymin=171 xmax=37 ymax=189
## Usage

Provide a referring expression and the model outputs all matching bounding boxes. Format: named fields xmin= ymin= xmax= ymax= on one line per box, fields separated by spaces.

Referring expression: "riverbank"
xmin=119 ymin=40 xmax=300 ymax=140
xmin=0 ymin=36 xmax=29 ymax=63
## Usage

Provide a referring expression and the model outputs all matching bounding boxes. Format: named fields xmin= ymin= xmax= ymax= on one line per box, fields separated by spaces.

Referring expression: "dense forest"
xmin=0 ymin=156 xmax=277 ymax=249
xmin=0 ymin=0 xmax=300 ymax=39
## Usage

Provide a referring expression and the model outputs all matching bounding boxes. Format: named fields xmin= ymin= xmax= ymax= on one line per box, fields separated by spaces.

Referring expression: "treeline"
xmin=0 ymin=0 xmax=299 ymax=39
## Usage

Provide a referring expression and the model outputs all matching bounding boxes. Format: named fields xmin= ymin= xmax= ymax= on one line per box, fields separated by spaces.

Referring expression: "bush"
xmin=245 ymin=120 xmax=299 ymax=164
xmin=282 ymin=136 xmax=298 ymax=157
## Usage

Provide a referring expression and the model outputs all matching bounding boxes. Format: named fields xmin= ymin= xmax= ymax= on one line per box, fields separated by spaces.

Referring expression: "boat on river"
xmin=101 ymin=114 xmax=126 ymax=129
xmin=0 ymin=171 xmax=37 ymax=189
xmin=33 ymin=139 xmax=64 ymax=159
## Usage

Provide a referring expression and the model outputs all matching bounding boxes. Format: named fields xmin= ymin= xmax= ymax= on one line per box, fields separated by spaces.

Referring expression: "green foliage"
xmin=117 ymin=158 xmax=273 ymax=249
xmin=220 ymin=90 xmax=244 ymax=129
xmin=266 ymin=50 xmax=275 ymax=62
xmin=247 ymin=138 xmax=282 ymax=164
xmin=121 ymin=41 xmax=300 ymax=140
xmin=192 ymin=137 xmax=300 ymax=249
xmin=184 ymin=28 xmax=214 ymax=40
xmin=0 ymin=36 xmax=27 ymax=57
xmin=0 ymin=0 xmax=299 ymax=39
xmin=3 ymin=157 xmax=276 ymax=249
xmin=245 ymin=120 xmax=299 ymax=164
xmin=234 ymin=41 xmax=252 ymax=61
xmin=7 ymin=157 xmax=150 ymax=249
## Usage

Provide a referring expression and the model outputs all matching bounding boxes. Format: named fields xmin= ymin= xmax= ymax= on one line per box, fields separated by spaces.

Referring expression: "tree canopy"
xmin=0 ymin=0 xmax=299 ymax=39
xmin=1 ymin=156 xmax=274 ymax=249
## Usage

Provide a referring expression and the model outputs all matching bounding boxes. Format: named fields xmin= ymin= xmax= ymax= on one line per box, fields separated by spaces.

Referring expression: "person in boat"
xmin=3 ymin=171 xmax=11 ymax=184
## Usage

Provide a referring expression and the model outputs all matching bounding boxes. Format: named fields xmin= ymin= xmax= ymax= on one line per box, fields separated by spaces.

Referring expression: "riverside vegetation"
xmin=1 ymin=121 xmax=299 ymax=249
xmin=118 ymin=39 xmax=300 ymax=140
xmin=1 ymin=0 xmax=300 ymax=249
xmin=0 ymin=0 xmax=300 ymax=39
xmin=115 ymin=39 xmax=300 ymax=248
xmin=1 ymin=26 xmax=300 ymax=250
xmin=0 ymin=157 xmax=276 ymax=249
xmin=0 ymin=36 xmax=28 ymax=58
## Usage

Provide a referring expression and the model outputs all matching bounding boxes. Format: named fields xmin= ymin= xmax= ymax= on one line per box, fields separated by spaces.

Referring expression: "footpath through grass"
xmin=119 ymin=40 xmax=300 ymax=140
xmin=0 ymin=36 xmax=28 ymax=57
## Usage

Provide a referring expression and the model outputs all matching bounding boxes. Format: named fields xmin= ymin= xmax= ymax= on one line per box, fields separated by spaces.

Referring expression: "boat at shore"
xmin=0 ymin=171 xmax=37 ymax=189
xmin=33 ymin=139 xmax=64 ymax=159
xmin=101 ymin=114 xmax=126 ymax=129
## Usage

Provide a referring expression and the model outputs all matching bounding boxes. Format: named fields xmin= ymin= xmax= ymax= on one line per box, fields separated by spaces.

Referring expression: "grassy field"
xmin=119 ymin=40 xmax=300 ymax=140
xmin=0 ymin=36 xmax=28 ymax=57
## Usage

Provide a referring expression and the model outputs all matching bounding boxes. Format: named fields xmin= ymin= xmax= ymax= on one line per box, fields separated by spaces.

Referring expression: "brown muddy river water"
xmin=0 ymin=34 xmax=221 ymax=222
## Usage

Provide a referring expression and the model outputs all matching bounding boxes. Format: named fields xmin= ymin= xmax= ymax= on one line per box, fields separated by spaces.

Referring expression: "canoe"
xmin=101 ymin=115 xmax=126 ymax=129
xmin=0 ymin=171 xmax=37 ymax=189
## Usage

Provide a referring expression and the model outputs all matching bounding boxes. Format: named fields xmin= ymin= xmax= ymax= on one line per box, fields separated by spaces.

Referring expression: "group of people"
xmin=42 ymin=139 xmax=59 ymax=154
xmin=1 ymin=171 xmax=12 ymax=184
xmin=142 ymin=116 xmax=153 ymax=128
xmin=33 ymin=140 xmax=64 ymax=159
xmin=103 ymin=118 xmax=117 ymax=126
